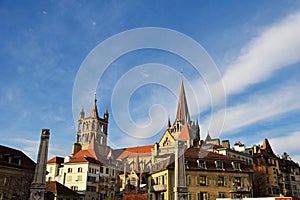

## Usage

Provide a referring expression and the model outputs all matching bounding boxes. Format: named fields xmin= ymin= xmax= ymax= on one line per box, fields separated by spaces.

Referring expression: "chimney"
xmin=72 ymin=143 xmax=82 ymax=155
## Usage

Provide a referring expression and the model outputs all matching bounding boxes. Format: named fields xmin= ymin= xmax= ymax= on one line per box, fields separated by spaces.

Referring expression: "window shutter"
xmin=206 ymin=177 xmax=209 ymax=185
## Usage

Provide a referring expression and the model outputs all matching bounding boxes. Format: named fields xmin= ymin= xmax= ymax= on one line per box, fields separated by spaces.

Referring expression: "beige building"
xmin=148 ymin=147 xmax=254 ymax=200
xmin=46 ymin=97 xmax=117 ymax=200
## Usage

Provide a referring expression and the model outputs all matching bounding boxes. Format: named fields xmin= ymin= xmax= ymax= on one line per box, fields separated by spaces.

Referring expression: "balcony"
xmin=150 ymin=184 xmax=167 ymax=192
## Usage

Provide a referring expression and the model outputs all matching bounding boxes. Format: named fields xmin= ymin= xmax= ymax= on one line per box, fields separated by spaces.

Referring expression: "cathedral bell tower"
xmin=75 ymin=96 xmax=109 ymax=150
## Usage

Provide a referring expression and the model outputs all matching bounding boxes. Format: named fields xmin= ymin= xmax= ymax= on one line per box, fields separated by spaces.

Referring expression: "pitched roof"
xmin=66 ymin=150 xmax=102 ymax=165
xmin=114 ymin=145 xmax=153 ymax=160
xmin=46 ymin=181 xmax=80 ymax=197
xmin=176 ymin=80 xmax=190 ymax=125
xmin=0 ymin=145 xmax=35 ymax=170
xmin=258 ymin=138 xmax=277 ymax=158
xmin=183 ymin=147 xmax=253 ymax=172
xmin=47 ymin=156 xmax=64 ymax=164
xmin=178 ymin=123 xmax=191 ymax=141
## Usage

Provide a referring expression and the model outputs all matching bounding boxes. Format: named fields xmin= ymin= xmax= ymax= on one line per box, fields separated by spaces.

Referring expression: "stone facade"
xmin=0 ymin=145 xmax=35 ymax=200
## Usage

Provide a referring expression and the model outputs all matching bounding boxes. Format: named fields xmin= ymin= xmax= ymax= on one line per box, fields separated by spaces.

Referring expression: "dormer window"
xmin=197 ymin=159 xmax=206 ymax=169
xmin=215 ymin=160 xmax=224 ymax=170
xmin=232 ymin=161 xmax=241 ymax=171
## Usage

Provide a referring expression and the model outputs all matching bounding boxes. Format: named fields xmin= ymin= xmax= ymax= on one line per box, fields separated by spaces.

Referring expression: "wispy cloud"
xmin=203 ymin=83 xmax=300 ymax=137
xmin=269 ymin=131 xmax=300 ymax=162
xmin=13 ymin=138 xmax=39 ymax=160
xmin=222 ymin=11 xmax=300 ymax=95
xmin=197 ymin=11 xmax=300 ymax=138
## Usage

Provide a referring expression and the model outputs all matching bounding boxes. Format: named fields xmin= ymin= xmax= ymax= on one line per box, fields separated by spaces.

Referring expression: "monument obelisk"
xmin=29 ymin=129 xmax=50 ymax=200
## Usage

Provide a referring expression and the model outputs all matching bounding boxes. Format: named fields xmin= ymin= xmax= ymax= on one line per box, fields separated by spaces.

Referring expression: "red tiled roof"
xmin=0 ymin=145 xmax=36 ymax=170
xmin=47 ymin=156 xmax=64 ymax=164
xmin=46 ymin=181 xmax=80 ymax=197
xmin=66 ymin=150 xmax=102 ymax=165
xmin=114 ymin=145 xmax=154 ymax=160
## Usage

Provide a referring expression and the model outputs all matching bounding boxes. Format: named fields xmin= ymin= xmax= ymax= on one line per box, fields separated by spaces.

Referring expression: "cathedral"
xmin=45 ymin=80 xmax=300 ymax=200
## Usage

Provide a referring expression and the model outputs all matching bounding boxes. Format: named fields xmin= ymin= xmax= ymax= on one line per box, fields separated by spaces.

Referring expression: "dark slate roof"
xmin=183 ymin=147 xmax=253 ymax=172
xmin=46 ymin=181 xmax=80 ymax=197
xmin=0 ymin=144 xmax=36 ymax=170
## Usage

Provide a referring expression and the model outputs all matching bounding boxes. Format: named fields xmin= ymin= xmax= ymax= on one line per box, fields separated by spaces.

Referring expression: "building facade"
xmin=252 ymin=138 xmax=300 ymax=198
xmin=148 ymin=147 xmax=254 ymax=200
xmin=0 ymin=145 xmax=36 ymax=200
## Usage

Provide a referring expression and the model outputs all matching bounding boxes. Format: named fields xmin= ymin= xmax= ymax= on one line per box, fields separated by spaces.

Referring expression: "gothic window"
xmin=92 ymin=121 xmax=95 ymax=130
xmin=83 ymin=122 xmax=87 ymax=130
xmin=78 ymin=122 xmax=82 ymax=131
xmin=85 ymin=134 xmax=89 ymax=143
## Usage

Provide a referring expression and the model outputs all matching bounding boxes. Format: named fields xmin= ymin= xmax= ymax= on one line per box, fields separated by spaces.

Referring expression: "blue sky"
xmin=1 ymin=1 xmax=300 ymax=163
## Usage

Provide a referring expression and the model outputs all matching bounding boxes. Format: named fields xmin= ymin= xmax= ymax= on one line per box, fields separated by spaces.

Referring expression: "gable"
xmin=158 ymin=129 xmax=175 ymax=147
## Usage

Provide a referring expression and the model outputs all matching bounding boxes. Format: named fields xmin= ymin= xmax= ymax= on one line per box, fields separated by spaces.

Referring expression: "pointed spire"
xmin=176 ymin=80 xmax=190 ymax=125
xmin=168 ymin=116 xmax=171 ymax=128
xmin=205 ymin=130 xmax=212 ymax=142
xmin=89 ymin=94 xmax=99 ymax=118
xmin=80 ymin=106 xmax=85 ymax=119
xmin=104 ymin=107 xmax=109 ymax=120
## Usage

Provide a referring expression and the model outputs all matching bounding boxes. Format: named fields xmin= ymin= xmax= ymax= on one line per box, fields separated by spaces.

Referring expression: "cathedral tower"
xmin=168 ymin=80 xmax=200 ymax=146
xmin=76 ymin=96 xmax=109 ymax=150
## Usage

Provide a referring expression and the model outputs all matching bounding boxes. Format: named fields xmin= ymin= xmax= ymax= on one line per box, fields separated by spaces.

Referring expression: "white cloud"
xmin=203 ymin=83 xmax=300 ymax=137
xmin=13 ymin=138 xmax=39 ymax=160
xmin=196 ymin=11 xmax=300 ymax=138
xmin=269 ymin=131 xmax=300 ymax=163
xmin=222 ymin=12 xmax=300 ymax=95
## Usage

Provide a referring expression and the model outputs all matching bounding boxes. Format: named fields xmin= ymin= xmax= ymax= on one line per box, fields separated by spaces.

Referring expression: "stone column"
xmin=29 ymin=129 xmax=50 ymax=200
xmin=174 ymin=139 xmax=188 ymax=200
